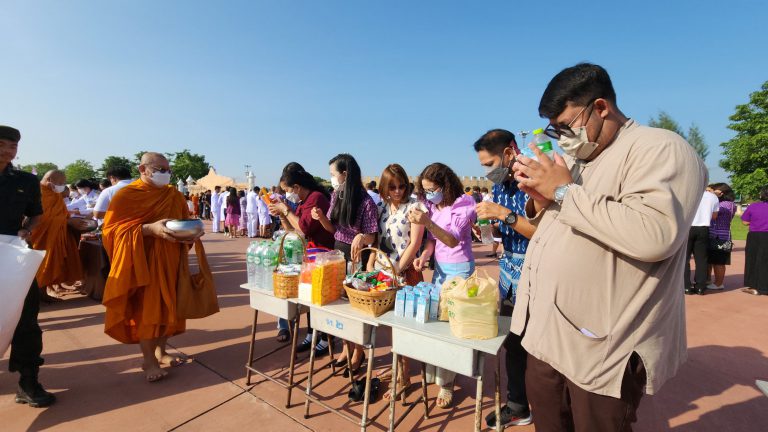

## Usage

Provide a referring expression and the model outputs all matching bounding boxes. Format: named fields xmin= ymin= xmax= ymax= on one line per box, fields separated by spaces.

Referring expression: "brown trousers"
xmin=526 ymin=352 xmax=646 ymax=432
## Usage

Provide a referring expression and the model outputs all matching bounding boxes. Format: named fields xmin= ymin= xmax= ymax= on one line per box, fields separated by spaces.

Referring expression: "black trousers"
xmin=9 ymin=280 xmax=44 ymax=378
xmin=500 ymin=302 xmax=529 ymax=412
xmin=685 ymin=226 xmax=709 ymax=291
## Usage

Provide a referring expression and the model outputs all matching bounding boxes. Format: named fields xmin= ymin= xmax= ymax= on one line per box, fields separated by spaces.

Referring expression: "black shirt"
xmin=0 ymin=164 xmax=43 ymax=236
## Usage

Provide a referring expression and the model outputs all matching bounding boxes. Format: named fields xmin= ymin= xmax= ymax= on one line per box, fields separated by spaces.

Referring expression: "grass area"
xmin=731 ymin=216 xmax=748 ymax=241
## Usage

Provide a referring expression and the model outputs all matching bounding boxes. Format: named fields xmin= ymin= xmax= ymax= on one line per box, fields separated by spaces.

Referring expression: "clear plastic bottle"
xmin=252 ymin=241 xmax=264 ymax=289
xmin=246 ymin=241 xmax=258 ymax=287
xmin=532 ymin=128 xmax=555 ymax=159
xmin=477 ymin=219 xmax=493 ymax=245
xmin=262 ymin=240 xmax=276 ymax=290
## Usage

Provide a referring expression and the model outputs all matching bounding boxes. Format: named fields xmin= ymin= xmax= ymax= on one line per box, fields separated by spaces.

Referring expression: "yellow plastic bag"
xmin=438 ymin=275 xmax=465 ymax=321
xmin=311 ymin=250 xmax=345 ymax=305
xmin=447 ymin=271 xmax=499 ymax=339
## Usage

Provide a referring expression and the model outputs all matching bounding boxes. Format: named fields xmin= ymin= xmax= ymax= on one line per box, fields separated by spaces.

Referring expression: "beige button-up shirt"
xmin=511 ymin=120 xmax=707 ymax=398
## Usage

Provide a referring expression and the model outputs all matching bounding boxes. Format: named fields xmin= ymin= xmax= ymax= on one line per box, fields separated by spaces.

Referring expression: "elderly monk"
xmin=29 ymin=170 xmax=85 ymax=301
xmin=102 ymin=152 xmax=202 ymax=382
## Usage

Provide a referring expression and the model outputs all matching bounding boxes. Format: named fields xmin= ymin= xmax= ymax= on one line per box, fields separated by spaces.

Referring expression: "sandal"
xmin=348 ymin=378 xmax=381 ymax=402
xmin=383 ymin=374 xmax=410 ymax=401
xmin=436 ymin=387 xmax=454 ymax=409
xmin=276 ymin=328 xmax=291 ymax=343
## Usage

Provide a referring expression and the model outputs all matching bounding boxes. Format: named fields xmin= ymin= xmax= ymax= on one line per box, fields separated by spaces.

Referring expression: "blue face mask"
xmin=426 ymin=190 xmax=443 ymax=205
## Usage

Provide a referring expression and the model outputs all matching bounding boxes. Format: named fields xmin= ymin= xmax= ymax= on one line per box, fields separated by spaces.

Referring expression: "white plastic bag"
xmin=0 ymin=235 xmax=46 ymax=356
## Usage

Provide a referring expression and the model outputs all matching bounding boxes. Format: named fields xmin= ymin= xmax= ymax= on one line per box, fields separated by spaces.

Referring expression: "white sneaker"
xmin=707 ymin=283 xmax=725 ymax=290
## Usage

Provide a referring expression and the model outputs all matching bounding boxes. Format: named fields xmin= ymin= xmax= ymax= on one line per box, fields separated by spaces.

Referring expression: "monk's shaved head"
xmin=140 ymin=152 xmax=168 ymax=165
xmin=138 ymin=151 xmax=171 ymax=187
xmin=42 ymin=169 xmax=66 ymax=185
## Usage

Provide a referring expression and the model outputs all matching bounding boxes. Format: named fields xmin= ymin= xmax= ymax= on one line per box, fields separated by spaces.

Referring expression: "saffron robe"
xmin=29 ymin=186 xmax=83 ymax=286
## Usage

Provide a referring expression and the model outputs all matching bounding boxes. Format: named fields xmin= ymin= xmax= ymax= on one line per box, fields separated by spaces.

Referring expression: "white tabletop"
xmin=377 ymin=312 xmax=510 ymax=355
xmin=290 ymin=298 xmax=381 ymax=327
xmin=240 ymin=283 xmax=277 ymax=294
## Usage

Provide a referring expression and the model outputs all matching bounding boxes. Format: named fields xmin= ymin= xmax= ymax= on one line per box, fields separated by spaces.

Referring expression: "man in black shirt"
xmin=0 ymin=125 xmax=56 ymax=408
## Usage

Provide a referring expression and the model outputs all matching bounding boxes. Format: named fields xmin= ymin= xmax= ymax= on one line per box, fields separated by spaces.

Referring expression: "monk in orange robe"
xmin=29 ymin=170 xmax=84 ymax=300
xmin=102 ymin=152 xmax=202 ymax=382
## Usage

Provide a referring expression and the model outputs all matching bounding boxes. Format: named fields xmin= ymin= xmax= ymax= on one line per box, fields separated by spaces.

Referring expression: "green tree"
xmin=19 ymin=162 xmax=59 ymax=179
xmin=130 ymin=151 xmax=147 ymax=179
xmin=649 ymin=111 xmax=709 ymax=160
xmin=313 ymin=175 xmax=330 ymax=188
xmin=99 ymin=156 xmax=133 ymax=177
xmin=64 ymin=159 xmax=97 ymax=183
xmin=168 ymin=149 xmax=210 ymax=183
xmin=720 ymin=81 xmax=768 ymax=200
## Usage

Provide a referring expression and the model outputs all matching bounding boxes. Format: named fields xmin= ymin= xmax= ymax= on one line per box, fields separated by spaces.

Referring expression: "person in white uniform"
xmin=246 ymin=186 xmax=260 ymax=238
xmin=93 ymin=167 xmax=133 ymax=221
xmin=210 ymin=186 xmax=222 ymax=233
xmin=66 ymin=179 xmax=99 ymax=218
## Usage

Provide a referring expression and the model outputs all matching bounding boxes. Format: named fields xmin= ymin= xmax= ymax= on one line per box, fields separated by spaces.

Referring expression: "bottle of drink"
xmin=262 ymin=240 xmax=276 ymax=290
xmin=246 ymin=241 xmax=258 ymax=286
xmin=532 ymin=128 xmax=555 ymax=159
xmin=252 ymin=240 xmax=264 ymax=289
xmin=477 ymin=219 xmax=493 ymax=245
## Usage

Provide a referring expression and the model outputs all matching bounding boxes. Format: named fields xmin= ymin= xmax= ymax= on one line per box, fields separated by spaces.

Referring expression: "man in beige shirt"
xmin=511 ymin=63 xmax=706 ymax=431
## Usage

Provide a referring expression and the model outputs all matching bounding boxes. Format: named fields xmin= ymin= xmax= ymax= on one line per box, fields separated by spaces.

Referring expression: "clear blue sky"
xmin=2 ymin=0 xmax=766 ymax=186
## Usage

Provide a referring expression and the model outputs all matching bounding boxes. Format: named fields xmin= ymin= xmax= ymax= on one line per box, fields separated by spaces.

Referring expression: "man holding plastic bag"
xmin=0 ymin=125 xmax=56 ymax=408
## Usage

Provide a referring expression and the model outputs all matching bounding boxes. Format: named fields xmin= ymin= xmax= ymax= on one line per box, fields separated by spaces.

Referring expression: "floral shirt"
xmin=374 ymin=198 xmax=419 ymax=269
xmin=326 ymin=190 xmax=379 ymax=244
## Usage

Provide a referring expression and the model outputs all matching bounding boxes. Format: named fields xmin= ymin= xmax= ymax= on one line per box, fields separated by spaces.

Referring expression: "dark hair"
xmin=238 ymin=190 xmax=245 ymax=198
xmin=106 ymin=166 xmax=131 ymax=180
xmin=538 ymin=63 xmax=617 ymax=119
xmin=760 ymin=186 xmax=768 ymax=202
xmin=366 ymin=180 xmax=376 ymax=190
xmin=99 ymin=179 xmax=111 ymax=189
xmin=214 ymin=186 xmax=221 ymax=191
xmin=709 ymin=183 xmax=736 ymax=202
xmin=464 ymin=186 xmax=471 ymax=193
xmin=416 ymin=163 xmax=465 ymax=207
xmin=379 ymin=164 xmax=410 ymax=205
xmin=481 ymin=187 xmax=489 ymax=193
xmin=329 ymin=153 xmax=366 ymax=228
xmin=280 ymin=164 xmax=329 ymax=199
xmin=75 ymin=179 xmax=93 ymax=189
xmin=226 ymin=188 xmax=238 ymax=206
xmin=473 ymin=129 xmax=518 ymax=154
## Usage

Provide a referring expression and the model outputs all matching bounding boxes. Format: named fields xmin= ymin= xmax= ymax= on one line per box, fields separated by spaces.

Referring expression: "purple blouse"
xmin=426 ymin=194 xmax=477 ymax=264
xmin=742 ymin=201 xmax=768 ymax=232
xmin=709 ymin=201 xmax=735 ymax=240
xmin=326 ymin=190 xmax=379 ymax=244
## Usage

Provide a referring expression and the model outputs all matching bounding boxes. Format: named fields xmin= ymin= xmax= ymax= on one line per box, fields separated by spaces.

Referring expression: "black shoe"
xmin=485 ymin=405 xmax=533 ymax=428
xmin=696 ymin=287 xmax=706 ymax=295
xmin=684 ymin=288 xmax=696 ymax=295
xmin=296 ymin=337 xmax=313 ymax=353
xmin=15 ymin=382 xmax=56 ymax=408
xmin=342 ymin=353 xmax=366 ymax=378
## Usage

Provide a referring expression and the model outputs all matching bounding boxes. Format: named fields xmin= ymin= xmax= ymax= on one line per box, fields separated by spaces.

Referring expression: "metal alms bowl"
xmin=165 ymin=219 xmax=204 ymax=240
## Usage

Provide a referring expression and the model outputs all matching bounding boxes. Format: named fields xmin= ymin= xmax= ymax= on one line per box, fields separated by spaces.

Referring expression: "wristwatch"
xmin=554 ymin=183 xmax=573 ymax=205
xmin=503 ymin=211 xmax=517 ymax=226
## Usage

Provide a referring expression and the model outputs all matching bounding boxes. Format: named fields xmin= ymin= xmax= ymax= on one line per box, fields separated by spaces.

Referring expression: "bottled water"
xmin=246 ymin=241 xmax=258 ymax=287
xmin=252 ymin=241 xmax=264 ymax=289
xmin=477 ymin=219 xmax=493 ymax=245
xmin=261 ymin=240 xmax=276 ymax=290
xmin=520 ymin=128 xmax=555 ymax=161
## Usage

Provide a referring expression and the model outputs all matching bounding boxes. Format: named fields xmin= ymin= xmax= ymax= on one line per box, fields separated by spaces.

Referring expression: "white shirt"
xmin=246 ymin=191 xmax=259 ymax=213
xmin=66 ymin=189 xmax=99 ymax=217
xmin=211 ymin=191 xmax=222 ymax=209
xmin=367 ymin=190 xmax=382 ymax=205
xmin=691 ymin=191 xmax=720 ymax=227
xmin=93 ymin=179 xmax=132 ymax=216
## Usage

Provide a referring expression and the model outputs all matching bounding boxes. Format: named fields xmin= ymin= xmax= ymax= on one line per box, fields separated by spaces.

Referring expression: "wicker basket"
xmin=273 ymin=234 xmax=307 ymax=299
xmin=345 ymin=247 xmax=403 ymax=316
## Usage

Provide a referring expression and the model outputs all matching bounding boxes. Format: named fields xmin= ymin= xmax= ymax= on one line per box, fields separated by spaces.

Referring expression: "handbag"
xmin=708 ymin=236 xmax=733 ymax=252
xmin=176 ymin=240 xmax=220 ymax=319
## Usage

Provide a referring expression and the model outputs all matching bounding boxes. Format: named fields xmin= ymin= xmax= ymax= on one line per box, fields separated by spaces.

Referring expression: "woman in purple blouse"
xmin=312 ymin=153 xmax=378 ymax=376
xmin=741 ymin=185 xmax=768 ymax=296
xmin=707 ymin=183 xmax=736 ymax=290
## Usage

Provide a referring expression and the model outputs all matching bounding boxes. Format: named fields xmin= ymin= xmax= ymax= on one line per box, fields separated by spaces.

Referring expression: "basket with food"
xmin=344 ymin=247 xmax=403 ymax=317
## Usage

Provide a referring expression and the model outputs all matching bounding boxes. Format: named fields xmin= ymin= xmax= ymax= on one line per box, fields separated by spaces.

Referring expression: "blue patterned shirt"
xmin=492 ymin=181 xmax=529 ymax=254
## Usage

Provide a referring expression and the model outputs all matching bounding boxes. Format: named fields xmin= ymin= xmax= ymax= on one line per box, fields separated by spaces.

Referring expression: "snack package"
xmin=311 ymin=250 xmax=346 ymax=305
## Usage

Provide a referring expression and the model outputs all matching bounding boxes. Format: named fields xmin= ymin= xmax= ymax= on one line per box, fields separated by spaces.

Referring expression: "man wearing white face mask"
xmin=510 ymin=63 xmax=706 ymax=431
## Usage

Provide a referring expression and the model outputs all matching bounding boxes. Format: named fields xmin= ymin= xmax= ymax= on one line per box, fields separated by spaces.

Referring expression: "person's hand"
xmin=412 ymin=255 xmax=428 ymax=272
xmin=407 ymin=208 xmax=430 ymax=226
xmin=143 ymin=219 xmax=178 ymax=242
xmin=513 ymin=143 xmax=571 ymax=207
xmin=17 ymin=228 xmax=31 ymax=241
xmin=70 ymin=208 xmax=81 ymax=215
xmin=351 ymin=234 xmax=366 ymax=262
xmin=269 ymin=202 xmax=287 ymax=217
xmin=67 ymin=217 xmax=92 ymax=231
xmin=476 ymin=201 xmax=509 ymax=221
xmin=310 ymin=207 xmax=325 ymax=221
xmin=178 ymin=229 xmax=205 ymax=245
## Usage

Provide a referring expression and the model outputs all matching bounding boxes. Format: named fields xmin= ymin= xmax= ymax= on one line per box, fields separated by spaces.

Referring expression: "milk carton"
xmin=405 ymin=289 xmax=417 ymax=319
xmin=429 ymin=288 xmax=440 ymax=321
xmin=415 ymin=292 xmax=430 ymax=323
xmin=394 ymin=289 xmax=406 ymax=317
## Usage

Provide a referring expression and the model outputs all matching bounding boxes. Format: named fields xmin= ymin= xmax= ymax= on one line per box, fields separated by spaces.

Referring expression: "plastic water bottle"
xmin=261 ymin=240 xmax=276 ymax=290
xmin=532 ymin=128 xmax=555 ymax=159
xmin=252 ymin=241 xmax=264 ymax=289
xmin=246 ymin=241 xmax=258 ymax=287
xmin=477 ymin=219 xmax=493 ymax=245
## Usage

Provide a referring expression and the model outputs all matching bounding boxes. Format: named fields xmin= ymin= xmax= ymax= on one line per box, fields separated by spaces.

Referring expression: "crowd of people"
xmin=2 ymin=62 xmax=767 ymax=431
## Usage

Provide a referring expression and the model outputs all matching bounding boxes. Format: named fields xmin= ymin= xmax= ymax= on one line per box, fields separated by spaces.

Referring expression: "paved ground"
xmin=2 ymin=223 xmax=767 ymax=431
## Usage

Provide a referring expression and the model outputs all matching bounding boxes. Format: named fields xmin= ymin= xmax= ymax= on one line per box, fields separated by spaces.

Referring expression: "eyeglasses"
xmin=389 ymin=183 xmax=407 ymax=191
xmin=148 ymin=165 xmax=172 ymax=174
xmin=543 ymin=100 xmax=596 ymax=139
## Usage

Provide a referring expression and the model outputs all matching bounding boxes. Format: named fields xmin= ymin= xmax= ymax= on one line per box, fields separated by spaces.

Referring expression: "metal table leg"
xmin=286 ymin=311 xmax=302 ymax=408
xmin=474 ymin=355 xmax=486 ymax=432
xmin=303 ymin=329 xmax=319 ymax=419
xmin=245 ymin=309 xmax=258 ymax=385
xmin=495 ymin=355 xmax=501 ymax=432
xmin=388 ymin=352 xmax=399 ymax=432
xmin=421 ymin=362 xmax=429 ymax=419
xmin=359 ymin=328 xmax=377 ymax=432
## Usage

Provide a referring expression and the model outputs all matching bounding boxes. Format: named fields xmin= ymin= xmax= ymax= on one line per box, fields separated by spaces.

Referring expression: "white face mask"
xmin=77 ymin=188 xmax=87 ymax=196
xmin=286 ymin=192 xmax=299 ymax=203
xmin=331 ymin=176 xmax=344 ymax=191
xmin=52 ymin=184 xmax=67 ymax=193
xmin=558 ymin=126 xmax=600 ymax=160
xmin=150 ymin=171 xmax=172 ymax=187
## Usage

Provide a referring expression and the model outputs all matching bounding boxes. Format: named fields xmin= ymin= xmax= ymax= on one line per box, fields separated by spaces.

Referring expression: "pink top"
xmin=427 ymin=194 xmax=477 ymax=264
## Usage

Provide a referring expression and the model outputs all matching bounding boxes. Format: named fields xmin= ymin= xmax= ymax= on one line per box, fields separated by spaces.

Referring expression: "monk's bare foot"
xmin=41 ymin=288 xmax=63 ymax=303
xmin=141 ymin=363 xmax=168 ymax=382
xmin=157 ymin=353 xmax=189 ymax=367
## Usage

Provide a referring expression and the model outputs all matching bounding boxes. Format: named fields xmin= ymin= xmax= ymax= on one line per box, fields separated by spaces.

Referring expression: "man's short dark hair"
xmin=538 ymin=63 xmax=617 ymax=119
xmin=106 ymin=166 xmax=131 ymax=180
xmin=473 ymin=129 xmax=517 ymax=154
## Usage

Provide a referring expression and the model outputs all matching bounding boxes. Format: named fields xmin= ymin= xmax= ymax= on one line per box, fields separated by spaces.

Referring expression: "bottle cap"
xmin=533 ymin=128 xmax=544 ymax=135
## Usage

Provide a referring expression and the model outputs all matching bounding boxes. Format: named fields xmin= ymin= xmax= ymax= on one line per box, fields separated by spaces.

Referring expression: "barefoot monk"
xmin=102 ymin=152 xmax=200 ymax=382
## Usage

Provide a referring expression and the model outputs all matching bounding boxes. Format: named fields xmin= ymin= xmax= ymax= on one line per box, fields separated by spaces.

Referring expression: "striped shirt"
xmin=492 ymin=181 xmax=529 ymax=254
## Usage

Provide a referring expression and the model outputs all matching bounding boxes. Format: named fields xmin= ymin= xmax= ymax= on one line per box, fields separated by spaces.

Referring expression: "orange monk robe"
xmin=191 ymin=194 xmax=199 ymax=215
xmin=29 ymin=186 xmax=84 ymax=287
xmin=102 ymin=179 xmax=189 ymax=344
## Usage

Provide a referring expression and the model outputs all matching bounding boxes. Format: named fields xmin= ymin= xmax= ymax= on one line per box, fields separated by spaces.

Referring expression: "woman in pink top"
xmin=408 ymin=162 xmax=477 ymax=409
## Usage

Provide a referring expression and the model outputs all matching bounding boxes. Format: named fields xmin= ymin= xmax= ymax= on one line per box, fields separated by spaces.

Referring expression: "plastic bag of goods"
xmin=0 ymin=235 xmax=46 ymax=356
xmin=311 ymin=250 xmax=346 ymax=305
xmin=438 ymin=275 xmax=465 ymax=321
xmin=446 ymin=271 xmax=499 ymax=339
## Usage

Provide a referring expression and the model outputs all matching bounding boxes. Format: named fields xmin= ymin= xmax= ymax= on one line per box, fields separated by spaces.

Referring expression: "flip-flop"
xmin=276 ymin=328 xmax=291 ymax=343
xmin=436 ymin=387 xmax=453 ymax=409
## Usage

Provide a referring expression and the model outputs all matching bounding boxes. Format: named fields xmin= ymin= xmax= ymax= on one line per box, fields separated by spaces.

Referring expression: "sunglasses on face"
xmin=148 ymin=166 xmax=172 ymax=174
xmin=389 ymin=183 xmax=407 ymax=191
xmin=543 ymin=99 xmax=596 ymax=139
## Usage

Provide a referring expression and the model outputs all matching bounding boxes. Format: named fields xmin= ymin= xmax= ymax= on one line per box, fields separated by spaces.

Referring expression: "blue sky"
xmin=2 ymin=0 xmax=766 ymax=186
